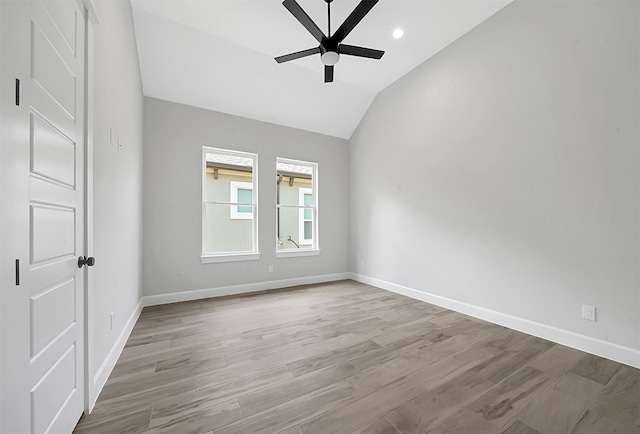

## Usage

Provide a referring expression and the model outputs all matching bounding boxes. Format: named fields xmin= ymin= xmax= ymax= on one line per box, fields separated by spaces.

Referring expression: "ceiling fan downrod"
xmin=326 ymin=0 xmax=332 ymax=36
xmin=321 ymin=0 xmax=340 ymax=66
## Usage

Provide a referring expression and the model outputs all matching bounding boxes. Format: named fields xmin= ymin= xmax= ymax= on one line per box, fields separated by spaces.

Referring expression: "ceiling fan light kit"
xmin=275 ymin=0 xmax=385 ymax=83
xmin=321 ymin=51 xmax=340 ymax=65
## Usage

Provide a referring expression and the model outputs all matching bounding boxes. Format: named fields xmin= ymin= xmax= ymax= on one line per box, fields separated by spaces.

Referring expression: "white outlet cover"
xmin=582 ymin=305 xmax=596 ymax=321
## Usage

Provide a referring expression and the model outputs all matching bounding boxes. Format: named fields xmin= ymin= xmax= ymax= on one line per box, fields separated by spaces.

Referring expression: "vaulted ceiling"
xmin=131 ymin=0 xmax=512 ymax=139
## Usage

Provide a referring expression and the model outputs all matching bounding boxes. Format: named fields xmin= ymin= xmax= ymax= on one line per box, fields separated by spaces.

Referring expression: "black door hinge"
xmin=15 ymin=259 xmax=20 ymax=285
xmin=15 ymin=79 xmax=20 ymax=106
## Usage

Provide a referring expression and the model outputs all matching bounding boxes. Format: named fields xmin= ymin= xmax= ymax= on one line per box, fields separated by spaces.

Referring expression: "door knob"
xmin=78 ymin=256 xmax=95 ymax=268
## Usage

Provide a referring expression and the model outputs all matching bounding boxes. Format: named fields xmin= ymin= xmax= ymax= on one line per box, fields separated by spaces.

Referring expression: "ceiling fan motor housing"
xmin=320 ymin=38 xmax=340 ymax=65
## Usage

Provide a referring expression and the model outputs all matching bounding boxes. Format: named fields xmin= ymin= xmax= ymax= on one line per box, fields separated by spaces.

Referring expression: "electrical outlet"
xmin=582 ymin=305 xmax=596 ymax=321
xmin=268 ymin=265 xmax=273 ymax=273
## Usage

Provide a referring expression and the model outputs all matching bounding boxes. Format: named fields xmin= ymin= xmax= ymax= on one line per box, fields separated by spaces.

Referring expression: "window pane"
xmin=205 ymin=152 xmax=253 ymax=203
xmin=303 ymin=192 xmax=313 ymax=220
xmin=303 ymin=208 xmax=312 ymax=220
xmin=277 ymin=178 xmax=313 ymax=205
xmin=237 ymin=188 xmax=252 ymax=213
xmin=276 ymin=161 xmax=313 ymax=206
xmin=304 ymin=221 xmax=312 ymax=240
xmin=277 ymin=206 xmax=313 ymax=249
xmin=303 ymin=193 xmax=313 ymax=207
xmin=204 ymin=203 xmax=253 ymax=253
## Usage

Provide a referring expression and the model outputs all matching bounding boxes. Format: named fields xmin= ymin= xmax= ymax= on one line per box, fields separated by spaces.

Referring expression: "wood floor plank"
xmin=219 ymin=381 xmax=358 ymax=434
xmin=75 ymin=281 xmax=639 ymax=434
xmin=223 ymin=330 xmax=318 ymax=365
xmin=146 ymin=398 xmax=243 ymax=434
xmin=300 ymin=375 xmax=428 ymax=434
xmin=98 ymin=368 xmax=197 ymax=402
xmin=286 ymin=339 xmax=382 ymax=377
xmin=498 ymin=420 xmax=541 ymax=434
xmin=370 ymin=316 xmax=438 ymax=346
xmin=352 ymin=417 xmax=402 ymax=434
xmin=119 ymin=340 xmax=171 ymax=362
xmin=470 ymin=344 xmax=550 ymax=385
xmin=313 ymin=316 xmax=390 ymax=340
xmin=277 ymin=425 xmax=305 ymax=434
xmin=569 ymin=353 xmax=622 ymax=385
xmin=579 ymin=365 xmax=640 ymax=432
xmin=526 ymin=344 xmax=585 ymax=379
xmin=479 ymin=329 xmax=532 ymax=353
xmin=426 ymin=407 xmax=500 ymax=433
xmin=195 ymin=364 xmax=294 ymax=396
xmin=239 ymin=361 xmax=359 ymax=416
xmin=410 ymin=343 xmax=497 ymax=392
xmin=516 ymin=372 xmax=603 ymax=434
xmin=155 ymin=347 xmax=227 ymax=374
xmin=466 ymin=366 xmax=551 ymax=428
xmin=570 ymin=409 xmax=634 ymax=434
xmin=91 ymin=377 xmax=196 ymax=418
xmin=75 ymin=406 xmax=152 ymax=434
xmin=384 ymin=371 xmax=494 ymax=433
xmin=348 ymin=329 xmax=443 ymax=371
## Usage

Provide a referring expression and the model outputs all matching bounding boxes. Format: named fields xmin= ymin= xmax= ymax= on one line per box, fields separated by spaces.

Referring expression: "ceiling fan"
xmin=275 ymin=0 xmax=385 ymax=83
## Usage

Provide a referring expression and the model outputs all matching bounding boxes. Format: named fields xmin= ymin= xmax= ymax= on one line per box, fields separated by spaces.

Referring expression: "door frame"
xmin=80 ymin=0 xmax=99 ymax=415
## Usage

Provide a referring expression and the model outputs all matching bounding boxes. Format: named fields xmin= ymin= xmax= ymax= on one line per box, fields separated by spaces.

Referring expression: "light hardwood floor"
xmin=74 ymin=280 xmax=640 ymax=434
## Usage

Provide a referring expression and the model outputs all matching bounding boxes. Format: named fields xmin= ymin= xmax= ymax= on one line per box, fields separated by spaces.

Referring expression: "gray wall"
xmin=91 ymin=0 xmax=144 ymax=374
xmin=350 ymin=0 xmax=639 ymax=351
xmin=143 ymin=97 xmax=349 ymax=296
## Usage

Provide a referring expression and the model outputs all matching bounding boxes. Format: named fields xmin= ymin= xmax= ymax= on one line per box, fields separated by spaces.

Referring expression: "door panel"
xmin=31 ymin=112 xmax=77 ymax=187
xmin=31 ymin=4 xmax=78 ymax=119
xmin=31 ymin=344 xmax=77 ymax=434
xmin=41 ymin=0 xmax=78 ymax=56
xmin=0 ymin=0 xmax=87 ymax=432
xmin=30 ymin=279 xmax=76 ymax=358
xmin=30 ymin=204 xmax=76 ymax=263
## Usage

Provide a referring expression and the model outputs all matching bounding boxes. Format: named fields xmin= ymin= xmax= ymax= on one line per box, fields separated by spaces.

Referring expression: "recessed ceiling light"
xmin=393 ymin=28 xmax=404 ymax=39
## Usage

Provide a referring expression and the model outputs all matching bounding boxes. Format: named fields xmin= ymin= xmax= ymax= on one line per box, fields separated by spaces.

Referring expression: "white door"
xmin=1 ymin=0 xmax=87 ymax=432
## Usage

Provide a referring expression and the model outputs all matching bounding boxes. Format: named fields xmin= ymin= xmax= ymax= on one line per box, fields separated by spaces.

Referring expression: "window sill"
xmin=276 ymin=249 xmax=321 ymax=258
xmin=201 ymin=252 xmax=261 ymax=264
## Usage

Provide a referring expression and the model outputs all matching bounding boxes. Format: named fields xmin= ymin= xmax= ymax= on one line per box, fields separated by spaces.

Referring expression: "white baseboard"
xmin=349 ymin=273 xmax=640 ymax=369
xmin=142 ymin=272 xmax=351 ymax=307
xmin=88 ymin=298 xmax=144 ymax=412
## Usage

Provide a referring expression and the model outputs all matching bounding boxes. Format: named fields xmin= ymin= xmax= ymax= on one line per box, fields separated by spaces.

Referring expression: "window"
xmin=276 ymin=158 xmax=318 ymax=257
xmin=202 ymin=147 xmax=259 ymax=263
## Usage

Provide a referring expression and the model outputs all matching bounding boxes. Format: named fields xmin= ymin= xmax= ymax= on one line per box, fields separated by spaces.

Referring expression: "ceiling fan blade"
xmin=332 ymin=0 xmax=379 ymax=43
xmin=275 ymin=47 xmax=321 ymax=64
xmin=338 ymin=44 xmax=384 ymax=59
xmin=325 ymin=65 xmax=334 ymax=83
xmin=282 ymin=0 xmax=325 ymax=44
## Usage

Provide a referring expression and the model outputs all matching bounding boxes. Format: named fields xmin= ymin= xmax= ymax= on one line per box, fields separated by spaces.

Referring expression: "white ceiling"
xmin=131 ymin=0 xmax=512 ymax=139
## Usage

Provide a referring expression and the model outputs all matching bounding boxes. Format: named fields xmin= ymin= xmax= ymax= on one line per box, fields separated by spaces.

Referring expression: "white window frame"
xmin=276 ymin=157 xmax=319 ymax=258
xmin=229 ymin=181 xmax=253 ymax=220
xmin=298 ymin=187 xmax=313 ymax=245
xmin=201 ymin=147 xmax=259 ymax=263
